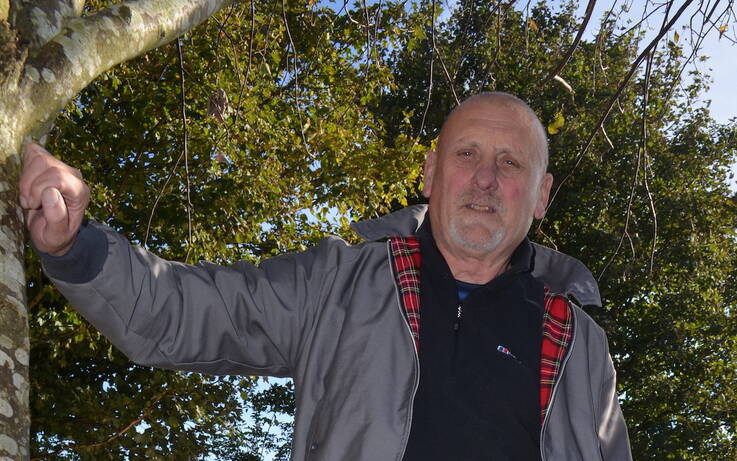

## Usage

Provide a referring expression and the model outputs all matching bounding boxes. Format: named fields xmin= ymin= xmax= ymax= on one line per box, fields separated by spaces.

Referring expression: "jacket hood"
xmin=351 ymin=204 xmax=602 ymax=307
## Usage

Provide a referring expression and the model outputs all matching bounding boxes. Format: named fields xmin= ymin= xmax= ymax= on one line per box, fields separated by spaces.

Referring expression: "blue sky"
xmin=698 ymin=35 xmax=735 ymax=124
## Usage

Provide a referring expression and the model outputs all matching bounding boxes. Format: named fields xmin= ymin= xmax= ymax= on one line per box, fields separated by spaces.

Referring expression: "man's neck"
xmin=438 ymin=245 xmax=514 ymax=284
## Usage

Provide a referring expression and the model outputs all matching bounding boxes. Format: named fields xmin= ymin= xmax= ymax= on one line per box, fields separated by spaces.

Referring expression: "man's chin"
xmin=449 ymin=225 xmax=504 ymax=253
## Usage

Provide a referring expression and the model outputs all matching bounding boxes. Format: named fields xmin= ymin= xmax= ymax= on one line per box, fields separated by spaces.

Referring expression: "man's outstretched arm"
xmin=20 ymin=143 xmax=329 ymax=377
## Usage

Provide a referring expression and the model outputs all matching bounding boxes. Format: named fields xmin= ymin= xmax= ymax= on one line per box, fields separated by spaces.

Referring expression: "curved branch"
xmin=539 ymin=0 xmax=597 ymax=87
xmin=19 ymin=0 xmax=234 ymax=138
xmin=31 ymin=391 xmax=169 ymax=460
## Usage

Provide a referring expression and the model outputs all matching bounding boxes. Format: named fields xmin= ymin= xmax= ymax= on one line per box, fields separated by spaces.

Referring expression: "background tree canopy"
xmin=28 ymin=0 xmax=736 ymax=459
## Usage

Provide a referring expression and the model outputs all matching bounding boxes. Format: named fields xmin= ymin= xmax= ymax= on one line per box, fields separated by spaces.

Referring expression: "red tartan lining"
xmin=388 ymin=237 xmax=574 ymax=422
xmin=539 ymin=293 xmax=574 ymax=423
xmin=389 ymin=237 xmax=422 ymax=351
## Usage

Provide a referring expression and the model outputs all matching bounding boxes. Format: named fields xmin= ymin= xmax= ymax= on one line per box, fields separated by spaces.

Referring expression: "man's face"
xmin=423 ymin=100 xmax=553 ymax=261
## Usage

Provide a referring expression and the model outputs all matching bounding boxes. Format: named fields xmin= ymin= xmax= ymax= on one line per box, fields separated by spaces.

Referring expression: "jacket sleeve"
xmin=596 ymin=340 xmax=633 ymax=460
xmin=41 ymin=220 xmax=338 ymax=377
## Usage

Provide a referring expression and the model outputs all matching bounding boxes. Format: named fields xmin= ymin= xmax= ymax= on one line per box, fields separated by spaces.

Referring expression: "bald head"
xmin=440 ymin=92 xmax=549 ymax=172
xmin=422 ymin=91 xmax=554 ymax=280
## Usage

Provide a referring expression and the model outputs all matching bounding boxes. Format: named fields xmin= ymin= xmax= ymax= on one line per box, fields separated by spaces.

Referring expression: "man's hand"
xmin=19 ymin=142 xmax=90 ymax=256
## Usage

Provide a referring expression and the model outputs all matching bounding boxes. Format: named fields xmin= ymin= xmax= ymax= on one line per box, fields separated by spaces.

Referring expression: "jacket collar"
xmin=352 ymin=204 xmax=602 ymax=307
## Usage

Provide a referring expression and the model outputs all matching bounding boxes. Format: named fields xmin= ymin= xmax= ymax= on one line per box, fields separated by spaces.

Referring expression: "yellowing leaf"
xmin=547 ymin=111 xmax=565 ymax=135
xmin=719 ymin=24 xmax=728 ymax=38
xmin=528 ymin=18 xmax=539 ymax=32
xmin=673 ymin=31 xmax=679 ymax=43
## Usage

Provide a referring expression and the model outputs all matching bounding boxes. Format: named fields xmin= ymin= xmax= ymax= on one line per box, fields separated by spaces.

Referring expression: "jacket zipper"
xmin=452 ymin=303 xmax=462 ymax=370
xmin=539 ymin=305 xmax=577 ymax=461
xmin=387 ymin=241 xmax=421 ymax=461
xmin=453 ymin=304 xmax=463 ymax=332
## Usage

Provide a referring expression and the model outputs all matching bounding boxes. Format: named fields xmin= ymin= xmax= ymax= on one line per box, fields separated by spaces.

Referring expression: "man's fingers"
xmin=19 ymin=142 xmax=89 ymax=256
xmin=21 ymin=141 xmax=46 ymax=164
xmin=26 ymin=189 xmax=76 ymax=255
xmin=20 ymin=143 xmax=59 ymax=206
xmin=21 ymin=164 xmax=88 ymax=211
xmin=20 ymin=144 xmax=50 ymax=202
xmin=20 ymin=142 xmax=85 ymax=208
xmin=41 ymin=187 xmax=67 ymax=228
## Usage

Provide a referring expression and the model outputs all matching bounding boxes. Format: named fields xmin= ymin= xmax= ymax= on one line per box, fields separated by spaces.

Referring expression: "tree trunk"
xmin=0 ymin=158 xmax=30 ymax=461
xmin=0 ymin=1 xmax=233 ymax=458
xmin=0 ymin=16 xmax=31 ymax=458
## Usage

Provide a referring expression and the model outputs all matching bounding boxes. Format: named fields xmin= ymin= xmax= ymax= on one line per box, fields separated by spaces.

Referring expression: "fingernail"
xmin=19 ymin=196 xmax=28 ymax=209
xmin=42 ymin=189 xmax=59 ymax=207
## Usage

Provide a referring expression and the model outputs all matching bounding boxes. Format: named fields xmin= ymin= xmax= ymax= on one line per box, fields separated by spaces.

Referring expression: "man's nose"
xmin=473 ymin=161 xmax=499 ymax=191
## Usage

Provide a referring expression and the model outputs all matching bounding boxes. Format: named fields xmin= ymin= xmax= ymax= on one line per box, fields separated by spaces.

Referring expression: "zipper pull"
xmin=453 ymin=304 xmax=463 ymax=331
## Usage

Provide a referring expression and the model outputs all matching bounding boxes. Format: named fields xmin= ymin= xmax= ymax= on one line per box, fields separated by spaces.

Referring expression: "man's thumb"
xmin=41 ymin=187 xmax=68 ymax=229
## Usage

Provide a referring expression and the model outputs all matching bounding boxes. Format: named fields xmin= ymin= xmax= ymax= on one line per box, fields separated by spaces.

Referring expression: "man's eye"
xmin=459 ymin=151 xmax=473 ymax=158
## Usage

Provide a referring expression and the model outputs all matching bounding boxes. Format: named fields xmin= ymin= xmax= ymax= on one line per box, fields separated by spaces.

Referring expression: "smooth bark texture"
xmin=0 ymin=0 xmax=233 ymax=458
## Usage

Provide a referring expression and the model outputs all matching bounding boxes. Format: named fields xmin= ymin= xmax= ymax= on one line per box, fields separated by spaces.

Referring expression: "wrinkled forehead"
xmin=438 ymin=97 xmax=548 ymax=167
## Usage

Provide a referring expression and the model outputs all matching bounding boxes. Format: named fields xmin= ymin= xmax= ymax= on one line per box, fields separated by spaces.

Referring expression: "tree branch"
xmin=417 ymin=0 xmax=436 ymax=139
xmin=177 ymin=38 xmax=195 ymax=263
xmin=10 ymin=0 xmax=84 ymax=50
xmin=19 ymin=0 xmax=234 ymax=139
xmin=539 ymin=0 xmax=597 ymax=87
xmin=544 ymin=0 xmax=696 ymax=215
xmin=31 ymin=391 xmax=169 ymax=460
xmin=598 ymin=142 xmax=642 ymax=281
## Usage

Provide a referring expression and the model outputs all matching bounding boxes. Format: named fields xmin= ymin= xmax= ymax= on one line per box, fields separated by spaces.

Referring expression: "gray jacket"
xmin=43 ymin=205 xmax=632 ymax=460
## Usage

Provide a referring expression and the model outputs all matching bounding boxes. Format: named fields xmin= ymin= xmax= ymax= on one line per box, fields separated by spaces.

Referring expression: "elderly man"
xmin=22 ymin=92 xmax=631 ymax=460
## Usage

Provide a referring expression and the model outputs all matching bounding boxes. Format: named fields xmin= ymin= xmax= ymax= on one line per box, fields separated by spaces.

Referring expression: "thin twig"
xmin=247 ymin=0 xmax=255 ymax=82
xmin=600 ymin=45 xmax=658 ymax=279
xmin=144 ymin=42 xmax=196 ymax=250
xmin=341 ymin=0 xmax=361 ymax=24
xmin=212 ymin=0 xmax=255 ymax=151
xmin=362 ymin=0 xmax=372 ymax=70
xmin=435 ymin=48 xmax=459 ymax=105
xmin=211 ymin=3 xmax=238 ymax=78
xmin=539 ymin=0 xmax=598 ymax=87
xmin=641 ymin=50 xmax=657 ymax=273
xmin=598 ymin=139 xmax=642 ymax=281
xmin=177 ymin=38 xmax=194 ymax=263
xmin=281 ymin=0 xmax=313 ymax=158
xmin=655 ymin=1 xmax=724 ymax=124
xmin=417 ymin=0 xmax=437 ymax=139
xmin=373 ymin=0 xmax=384 ymax=68
xmin=32 ymin=391 xmax=169 ymax=460
xmin=615 ymin=2 xmax=669 ymax=40
xmin=455 ymin=0 xmax=506 ymax=90
xmin=644 ymin=153 xmax=658 ymax=273
xmin=428 ymin=0 xmax=459 ymax=105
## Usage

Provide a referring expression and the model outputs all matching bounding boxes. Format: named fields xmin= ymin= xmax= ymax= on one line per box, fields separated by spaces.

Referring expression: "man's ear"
xmin=422 ymin=150 xmax=436 ymax=199
xmin=534 ymin=173 xmax=553 ymax=219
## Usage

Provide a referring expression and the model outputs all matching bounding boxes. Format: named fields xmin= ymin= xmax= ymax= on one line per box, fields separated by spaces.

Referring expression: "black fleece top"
xmin=402 ymin=221 xmax=544 ymax=461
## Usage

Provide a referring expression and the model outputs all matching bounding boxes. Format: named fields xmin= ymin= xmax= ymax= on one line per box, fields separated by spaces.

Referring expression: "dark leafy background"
xmin=29 ymin=0 xmax=737 ymax=459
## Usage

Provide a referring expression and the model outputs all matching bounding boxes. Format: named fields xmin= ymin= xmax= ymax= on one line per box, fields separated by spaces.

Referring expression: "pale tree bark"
xmin=0 ymin=0 xmax=233 ymax=459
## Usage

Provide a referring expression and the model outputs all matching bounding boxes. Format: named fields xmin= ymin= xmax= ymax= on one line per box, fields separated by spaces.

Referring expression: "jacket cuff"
xmin=39 ymin=219 xmax=108 ymax=284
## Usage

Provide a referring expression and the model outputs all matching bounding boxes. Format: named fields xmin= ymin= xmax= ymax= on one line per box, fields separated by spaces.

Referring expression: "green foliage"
xmin=29 ymin=0 xmax=737 ymax=459
xmin=31 ymin=0 xmax=421 ymax=459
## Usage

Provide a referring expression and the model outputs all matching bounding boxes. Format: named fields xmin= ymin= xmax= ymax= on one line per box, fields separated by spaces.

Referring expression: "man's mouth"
xmin=466 ymin=203 xmax=495 ymax=212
